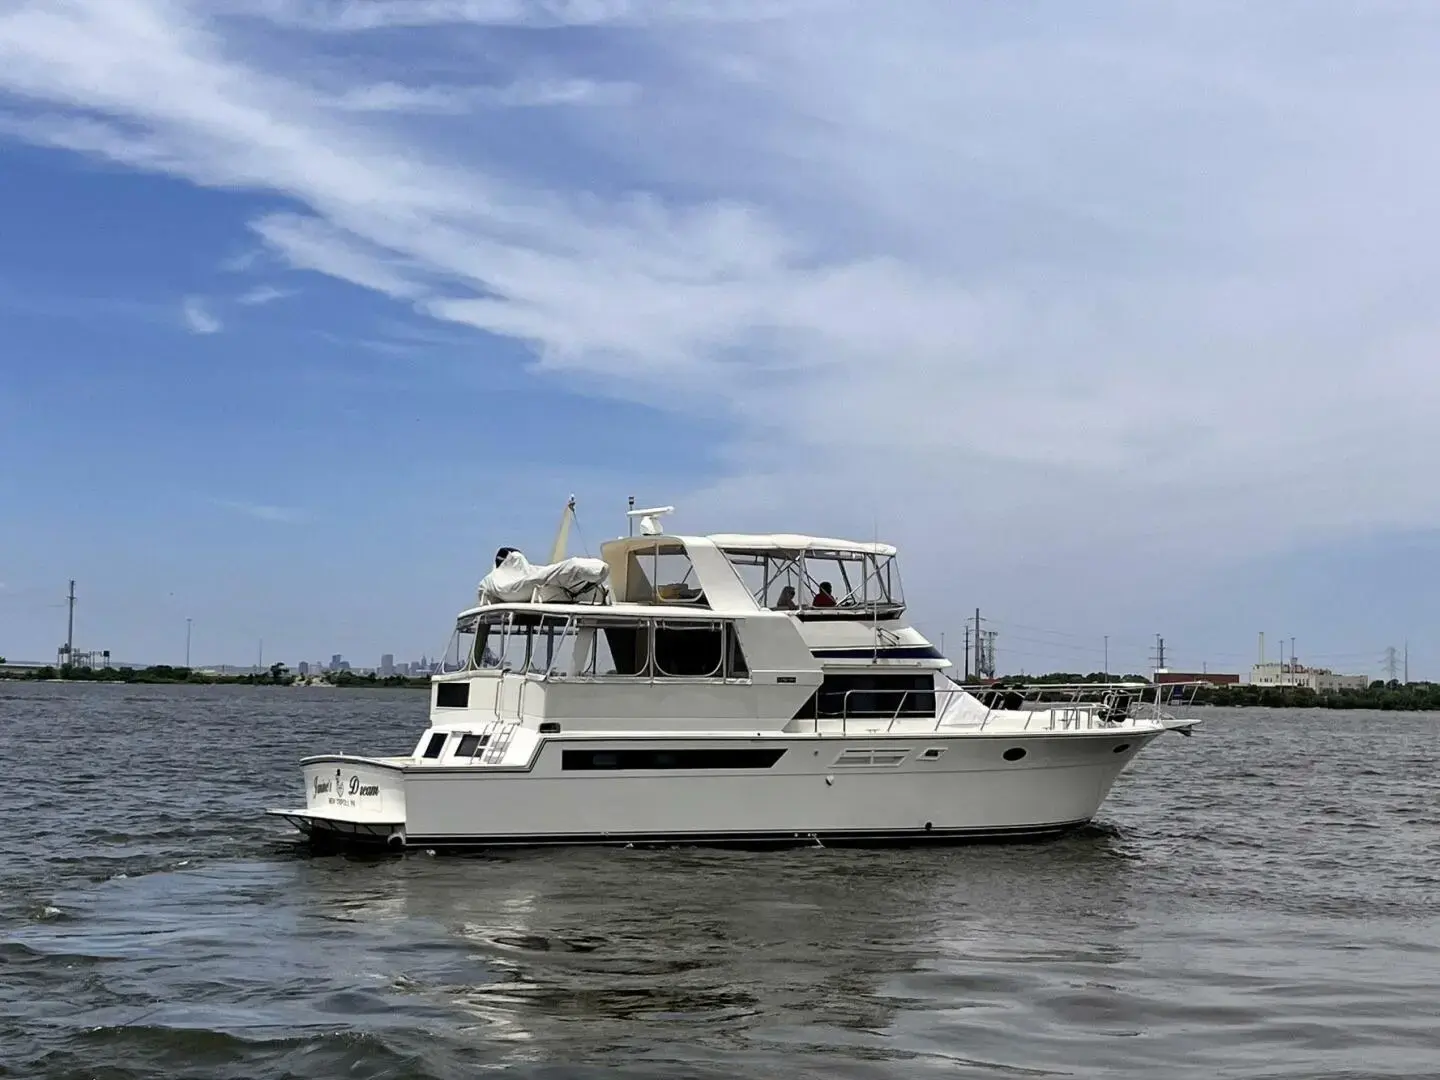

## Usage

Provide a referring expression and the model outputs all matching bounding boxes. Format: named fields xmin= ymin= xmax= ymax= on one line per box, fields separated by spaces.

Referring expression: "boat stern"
xmin=266 ymin=756 xmax=408 ymax=849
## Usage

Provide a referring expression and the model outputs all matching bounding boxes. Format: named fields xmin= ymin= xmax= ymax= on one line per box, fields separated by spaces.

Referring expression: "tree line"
xmin=993 ymin=671 xmax=1440 ymax=711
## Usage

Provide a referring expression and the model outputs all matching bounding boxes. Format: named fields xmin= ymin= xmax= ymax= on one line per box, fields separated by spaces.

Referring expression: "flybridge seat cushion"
xmin=478 ymin=551 xmax=612 ymax=605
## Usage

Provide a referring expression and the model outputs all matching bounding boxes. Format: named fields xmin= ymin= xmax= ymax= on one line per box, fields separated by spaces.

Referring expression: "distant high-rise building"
xmin=331 ymin=653 xmax=343 ymax=670
xmin=380 ymin=653 xmax=395 ymax=677
xmin=298 ymin=661 xmax=310 ymax=676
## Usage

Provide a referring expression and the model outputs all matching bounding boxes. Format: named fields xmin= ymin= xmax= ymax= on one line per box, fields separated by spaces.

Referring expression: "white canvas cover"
xmin=935 ymin=678 xmax=1112 ymax=729
xmin=478 ymin=550 xmax=611 ymax=606
xmin=935 ymin=679 xmax=998 ymax=727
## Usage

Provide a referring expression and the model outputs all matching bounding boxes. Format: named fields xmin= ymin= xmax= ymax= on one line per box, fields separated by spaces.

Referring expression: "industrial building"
xmin=1239 ymin=633 xmax=1369 ymax=691
xmin=1244 ymin=661 xmax=1369 ymax=692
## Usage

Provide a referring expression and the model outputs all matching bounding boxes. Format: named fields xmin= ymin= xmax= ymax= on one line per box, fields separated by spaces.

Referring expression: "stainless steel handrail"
xmin=814 ymin=680 xmax=1205 ymax=734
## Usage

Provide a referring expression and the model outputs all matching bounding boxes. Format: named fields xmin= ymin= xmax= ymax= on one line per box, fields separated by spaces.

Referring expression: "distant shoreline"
xmin=4 ymin=666 xmax=1435 ymax=710
xmin=0 ymin=664 xmax=429 ymax=689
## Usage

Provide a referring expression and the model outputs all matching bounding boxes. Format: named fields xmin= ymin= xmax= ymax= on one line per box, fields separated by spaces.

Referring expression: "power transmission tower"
xmin=979 ymin=629 xmax=998 ymax=679
xmin=963 ymin=611 xmax=997 ymax=680
xmin=1384 ymin=646 xmax=1399 ymax=683
xmin=974 ymin=607 xmax=981 ymax=681
xmin=1150 ymin=634 xmax=1166 ymax=677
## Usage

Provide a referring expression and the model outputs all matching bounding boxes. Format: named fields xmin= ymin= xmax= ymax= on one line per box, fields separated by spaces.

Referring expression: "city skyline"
xmin=2 ymin=581 xmax=1413 ymax=685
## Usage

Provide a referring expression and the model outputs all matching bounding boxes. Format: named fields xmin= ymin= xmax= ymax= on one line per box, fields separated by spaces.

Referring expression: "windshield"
xmin=722 ymin=548 xmax=903 ymax=611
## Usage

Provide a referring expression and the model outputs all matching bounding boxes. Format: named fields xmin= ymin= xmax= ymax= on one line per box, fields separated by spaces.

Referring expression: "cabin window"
xmin=722 ymin=547 xmax=905 ymax=614
xmin=728 ymin=624 xmax=749 ymax=677
xmin=792 ymin=673 xmax=936 ymax=721
xmin=599 ymin=623 xmax=648 ymax=676
xmin=561 ymin=747 xmax=787 ymax=770
xmin=456 ymin=612 xmax=575 ymax=673
xmin=435 ymin=682 xmax=470 ymax=708
xmin=422 ymin=732 xmax=448 ymax=758
xmin=454 ymin=733 xmax=491 ymax=758
xmin=653 ymin=621 xmax=724 ymax=677
xmin=441 ymin=613 xmax=508 ymax=672
xmin=530 ymin=617 xmax=569 ymax=673
xmin=471 ymin=621 xmax=496 ymax=668
xmin=622 ymin=542 xmax=707 ymax=606
xmin=559 ymin=617 xmax=749 ymax=680
xmin=440 ymin=622 xmax=478 ymax=673
xmin=492 ymin=617 xmax=533 ymax=672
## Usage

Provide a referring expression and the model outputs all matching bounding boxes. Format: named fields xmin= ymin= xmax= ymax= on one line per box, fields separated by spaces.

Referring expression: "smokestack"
xmin=1258 ymin=631 xmax=1265 ymax=665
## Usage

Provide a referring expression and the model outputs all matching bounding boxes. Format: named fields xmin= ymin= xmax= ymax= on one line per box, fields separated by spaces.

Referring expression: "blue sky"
xmin=1 ymin=0 xmax=1437 ymax=679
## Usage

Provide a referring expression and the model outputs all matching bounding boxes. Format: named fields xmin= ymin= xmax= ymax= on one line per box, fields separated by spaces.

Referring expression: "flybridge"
xmin=466 ymin=498 xmax=906 ymax=619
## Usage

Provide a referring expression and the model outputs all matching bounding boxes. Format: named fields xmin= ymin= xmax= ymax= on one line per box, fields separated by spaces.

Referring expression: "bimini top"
xmin=703 ymin=533 xmax=898 ymax=557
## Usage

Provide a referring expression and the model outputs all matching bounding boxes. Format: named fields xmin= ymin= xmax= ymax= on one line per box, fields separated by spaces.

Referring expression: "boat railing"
xmin=822 ymin=680 xmax=1204 ymax=734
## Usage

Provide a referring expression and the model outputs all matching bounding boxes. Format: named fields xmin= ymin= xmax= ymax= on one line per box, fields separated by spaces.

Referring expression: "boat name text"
xmin=311 ymin=770 xmax=379 ymax=805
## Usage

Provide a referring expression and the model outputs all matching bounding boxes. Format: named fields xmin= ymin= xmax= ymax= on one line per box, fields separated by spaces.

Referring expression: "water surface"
xmin=2 ymin=682 xmax=1437 ymax=1078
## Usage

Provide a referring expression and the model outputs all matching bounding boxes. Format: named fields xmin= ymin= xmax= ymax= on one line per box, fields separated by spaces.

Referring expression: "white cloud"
xmin=324 ymin=79 xmax=636 ymax=114
xmin=181 ymin=296 xmax=221 ymax=334
xmin=233 ymin=0 xmax=813 ymax=32
xmin=210 ymin=498 xmax=304 ymax=523
xmin=250 ymin=213 xmax=426 ymax=299
xmin=236 ymin=284 xmax=293 ymax=305
xmin=220 ymin=248 xmax=263 ymax=272
xmin=2 ymin=0 xmax=1439 ymax=636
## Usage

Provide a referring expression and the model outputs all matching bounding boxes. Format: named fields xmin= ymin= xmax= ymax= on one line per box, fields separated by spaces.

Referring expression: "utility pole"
xmin=974 ymin=608 xmax=982 ymax=681
xmin=65 ymin=579 xmax=76 ymax=667
xmin=258 ymin=638 xmax=264 ymax=671
xmin=185 ymin=617 xmax=192 ymax=668
xmin=1150 ymin=634 xmax=1166 ymax=678
xmin=1291 ymin=637 xmax=1296 ymax=669
xmin=962 ymin=624 xmax=970 ymax=681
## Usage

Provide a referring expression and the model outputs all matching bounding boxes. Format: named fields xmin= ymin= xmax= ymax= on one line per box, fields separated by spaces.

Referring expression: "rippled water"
xmin=2 ymin=682 xmax=1438 ymax=1078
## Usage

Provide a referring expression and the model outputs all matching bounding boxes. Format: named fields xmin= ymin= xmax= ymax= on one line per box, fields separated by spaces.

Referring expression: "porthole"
xmin=1002 ymin=747 xmax=1026 ymax=762
xmin=1113 ymin=743 xmax=1131 ymax=754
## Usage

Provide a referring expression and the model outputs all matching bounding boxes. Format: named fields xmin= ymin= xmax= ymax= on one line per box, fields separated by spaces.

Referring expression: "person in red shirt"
xmin=812 ymin=581 xmax=837 ymax=607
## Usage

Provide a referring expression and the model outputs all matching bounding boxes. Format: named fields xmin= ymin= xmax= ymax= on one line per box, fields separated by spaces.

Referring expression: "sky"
xmin=1 ymin=0 xmax=1438 ymax=679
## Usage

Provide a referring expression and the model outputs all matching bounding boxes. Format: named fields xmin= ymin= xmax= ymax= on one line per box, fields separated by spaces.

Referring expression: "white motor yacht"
xmin=267 ymin=501 xmax=1201 ymax=851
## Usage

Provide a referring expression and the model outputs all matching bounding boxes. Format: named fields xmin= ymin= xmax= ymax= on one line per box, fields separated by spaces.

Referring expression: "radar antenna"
xmin=626 ymin=504 xmax=675 ymax=537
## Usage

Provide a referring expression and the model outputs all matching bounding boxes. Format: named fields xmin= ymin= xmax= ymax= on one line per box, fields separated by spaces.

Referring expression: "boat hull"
xmin=268 ymin=729 xmax=1161 ymax=852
